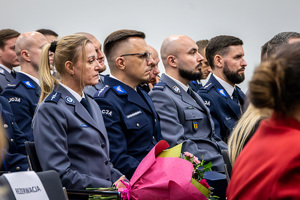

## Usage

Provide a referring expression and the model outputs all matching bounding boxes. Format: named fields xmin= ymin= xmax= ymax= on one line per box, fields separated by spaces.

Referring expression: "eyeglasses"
xmin=120 ymin=52 xmax=152 ymax=62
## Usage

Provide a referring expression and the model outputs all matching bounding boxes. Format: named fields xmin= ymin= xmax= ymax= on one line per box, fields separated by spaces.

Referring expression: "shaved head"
xmin=160 ymin=35 xmax=198 ymax=68
xmin=16 ymin=32 xmax=47 ymax=59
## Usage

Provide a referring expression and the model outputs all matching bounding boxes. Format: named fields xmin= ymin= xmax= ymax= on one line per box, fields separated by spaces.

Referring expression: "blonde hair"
xmin=39 ymin=34 xmax=90 ymax=104
xmin=228 ymin=104 xmax=272 ymax=165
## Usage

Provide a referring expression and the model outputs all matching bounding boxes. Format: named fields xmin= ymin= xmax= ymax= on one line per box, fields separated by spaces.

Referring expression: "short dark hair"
xmin=206 ymin=35 xmax=243 ymax=69
xmin=36 ymin=28 xmax=58 ymax=37
xmin=260 ymin=41 xmax=269 ymax=62
xmin=103 ymin=29 xmax=145 ymax=60
xmin=196 ymin=39 xmax=209 ymax=55
xmin=266 ymin=32 xmax=300 ymax=58
xmin=0 ymin=29 xmax=20 ymax=49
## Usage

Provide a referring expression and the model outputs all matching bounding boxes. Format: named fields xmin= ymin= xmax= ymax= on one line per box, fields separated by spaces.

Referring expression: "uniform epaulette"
xmin=5 ymin=81 xmax=20 ymax=89
xmin=45 ymin=91 xmax=61 ymax=104
xmin=152 ymin=82 xmax=166 ymax=91
xmin=94 ymin=85 xmax=111 ymax=98
xmin=200 ymin=82 xmax=214 ymax=92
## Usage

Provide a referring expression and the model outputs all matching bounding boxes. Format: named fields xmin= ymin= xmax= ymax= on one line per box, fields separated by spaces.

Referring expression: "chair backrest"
xmin=0 ymin=170 xmax=67 ymax=200
xmin=24 ymin=142 xmax=120 ymax=199
xmin=25 ymin=141 xmax=42 ymax=172
xmin=221 ymin=150 xmax=232 ymax=183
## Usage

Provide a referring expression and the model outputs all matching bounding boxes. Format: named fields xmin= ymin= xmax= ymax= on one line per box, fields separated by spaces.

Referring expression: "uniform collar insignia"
xmin=113 ymin=85 xmax=127 ymax=95
xmin=0 ymin=68 xmax=4 ymax=74
xmin=172 ymin=85 xmax=181 ymax=94
xmin=218 ymin=89 xmax=227 ymax=97
xmin=65 ymin=96 xmax=75 ymax=104
xmin=22 ymin=80 xmax=35 ymax=89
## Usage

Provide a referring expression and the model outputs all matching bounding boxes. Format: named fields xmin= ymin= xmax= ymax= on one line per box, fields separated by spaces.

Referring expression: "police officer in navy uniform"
xmin=149 ymin=35 xmax=227 ymax=172
xmin=33 ymin=34 xmax=125 ymax=190
xmin=94 ymin=30 xmax=163 ymax=179
xmin=198 ymin=35 xmax=247 ymax=142
xmin=1 ymin=32 xmax=48 ymax=141
xmin=0 ymin=96 xmax=28 ymax=172
xmin=0 ymin=29 xmax=20 ymax=93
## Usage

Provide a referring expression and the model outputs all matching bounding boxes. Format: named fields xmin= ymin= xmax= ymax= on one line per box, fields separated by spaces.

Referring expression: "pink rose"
xmin=199 ymin=179 xmax=209 ymax=189
xmin=184 ymin=152 xmax=194 ymax=158
xmin=193 ymin=156 xmax=200 ymax=164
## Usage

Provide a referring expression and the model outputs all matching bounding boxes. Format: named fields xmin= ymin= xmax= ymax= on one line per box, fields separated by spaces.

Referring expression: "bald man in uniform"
xmin=149 ymin=35 xmax=227 ymax=172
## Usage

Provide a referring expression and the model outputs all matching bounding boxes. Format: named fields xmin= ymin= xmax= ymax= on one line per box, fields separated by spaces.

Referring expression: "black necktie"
xmin=80 ymin=98 xmax=92 ymax=116
xmin=11 ymin=70 xmax=16 ymax=78
xmin=232 ymin=89 xmax=239 ymax=104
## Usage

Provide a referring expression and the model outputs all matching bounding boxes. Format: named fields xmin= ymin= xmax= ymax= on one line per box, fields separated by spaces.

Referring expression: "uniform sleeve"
xmin=32 ymin=103 xmax=112 ymax=189
xmin=2 ymin=88 xmax=34 ymax=141
xmin=94 ymin=97 xmax=140 ymax=179
xmin=150 ymin=90 xmax=187 ymax=147
xmin=197 ymin=91 xmax=222 ymax=140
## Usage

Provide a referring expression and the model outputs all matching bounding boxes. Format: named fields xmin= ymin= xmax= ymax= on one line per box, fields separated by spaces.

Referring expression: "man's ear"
xmin=116 ymin=57 xmax=126 ymax=70
xmin=65 ymin=61 xmax=74 ymax=75
xmin=21 ymin=50 xmax=30 ymax=62
xmin=167 ymin=55 xmax=177 ymax=68
xmin=214 ymin=55 xmax=224 ymax=69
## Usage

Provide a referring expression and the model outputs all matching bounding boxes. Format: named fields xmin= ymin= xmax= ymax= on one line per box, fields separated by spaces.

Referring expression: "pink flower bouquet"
xmin=118 ymin=140 xmax=212 ymax=200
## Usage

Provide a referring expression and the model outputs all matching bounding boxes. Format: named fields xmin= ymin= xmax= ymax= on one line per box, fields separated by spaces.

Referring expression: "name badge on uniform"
xmin=192 ymin=121 xmax=198 ymax=131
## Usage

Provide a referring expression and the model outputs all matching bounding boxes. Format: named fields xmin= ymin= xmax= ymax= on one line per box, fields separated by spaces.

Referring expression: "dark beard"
xmin=179 ymin=67 xmax=202 ymax=81
xmin=223 ymin=62 xmax=245 ymax=84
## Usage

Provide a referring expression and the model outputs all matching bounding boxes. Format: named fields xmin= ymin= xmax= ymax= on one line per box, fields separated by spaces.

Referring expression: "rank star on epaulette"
xmin=172 ymin=85 xmax=181 ymax=94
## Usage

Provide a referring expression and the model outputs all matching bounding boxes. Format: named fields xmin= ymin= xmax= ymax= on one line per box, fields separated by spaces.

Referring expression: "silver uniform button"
xmin=16 ymin=166 xmax=20 ymax=171
xmin=136 ymin=123 xmax=140 ymax=127
xmin=10 ymin=138 xmax=14 ymax=142
xmin=4 ymin=124 xmax=8 ymax=129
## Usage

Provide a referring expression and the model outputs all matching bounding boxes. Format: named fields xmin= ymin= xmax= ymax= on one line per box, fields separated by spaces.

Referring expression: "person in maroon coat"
xmin=227 ymin=42 xmax=300 ymax=199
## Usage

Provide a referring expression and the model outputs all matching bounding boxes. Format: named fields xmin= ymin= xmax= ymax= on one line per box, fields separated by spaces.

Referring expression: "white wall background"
xmin=1 ymin=0 xmax=300 ymax=92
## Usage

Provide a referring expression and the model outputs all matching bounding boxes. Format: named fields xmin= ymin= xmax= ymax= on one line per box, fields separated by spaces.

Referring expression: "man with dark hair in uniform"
xmin=93 ymin=29 xmax=163 ymax=179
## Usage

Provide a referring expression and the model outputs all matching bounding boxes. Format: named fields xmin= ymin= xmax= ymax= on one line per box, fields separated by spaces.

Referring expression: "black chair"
xmin=25 ymin=141 xmax=42 ymax=172
xmin=25 ymin=141 xmax=121 ymax=200
xmin=0 ymin=170 xmax=68 ymax=200
xmin=221 ymin=150 xmax=232 ymax=183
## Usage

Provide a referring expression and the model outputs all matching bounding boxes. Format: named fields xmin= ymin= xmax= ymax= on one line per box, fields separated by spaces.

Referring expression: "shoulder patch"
xmin=112 ymin=85 xmax=127 ymax=95
xmin=0 ymin=68 xmax=4 ymax=74
xmin=152 ymin=82 xmax=166 ymax=91
xmin=22 ymin=81 xmax=35 ymax=89
xmin=65 ymin=96 xmax=75 ymax=105
xmin=94 ymin=85 xmax=110 ymax=98
xmin=45 ymin=92 xmax=61 ymax=104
